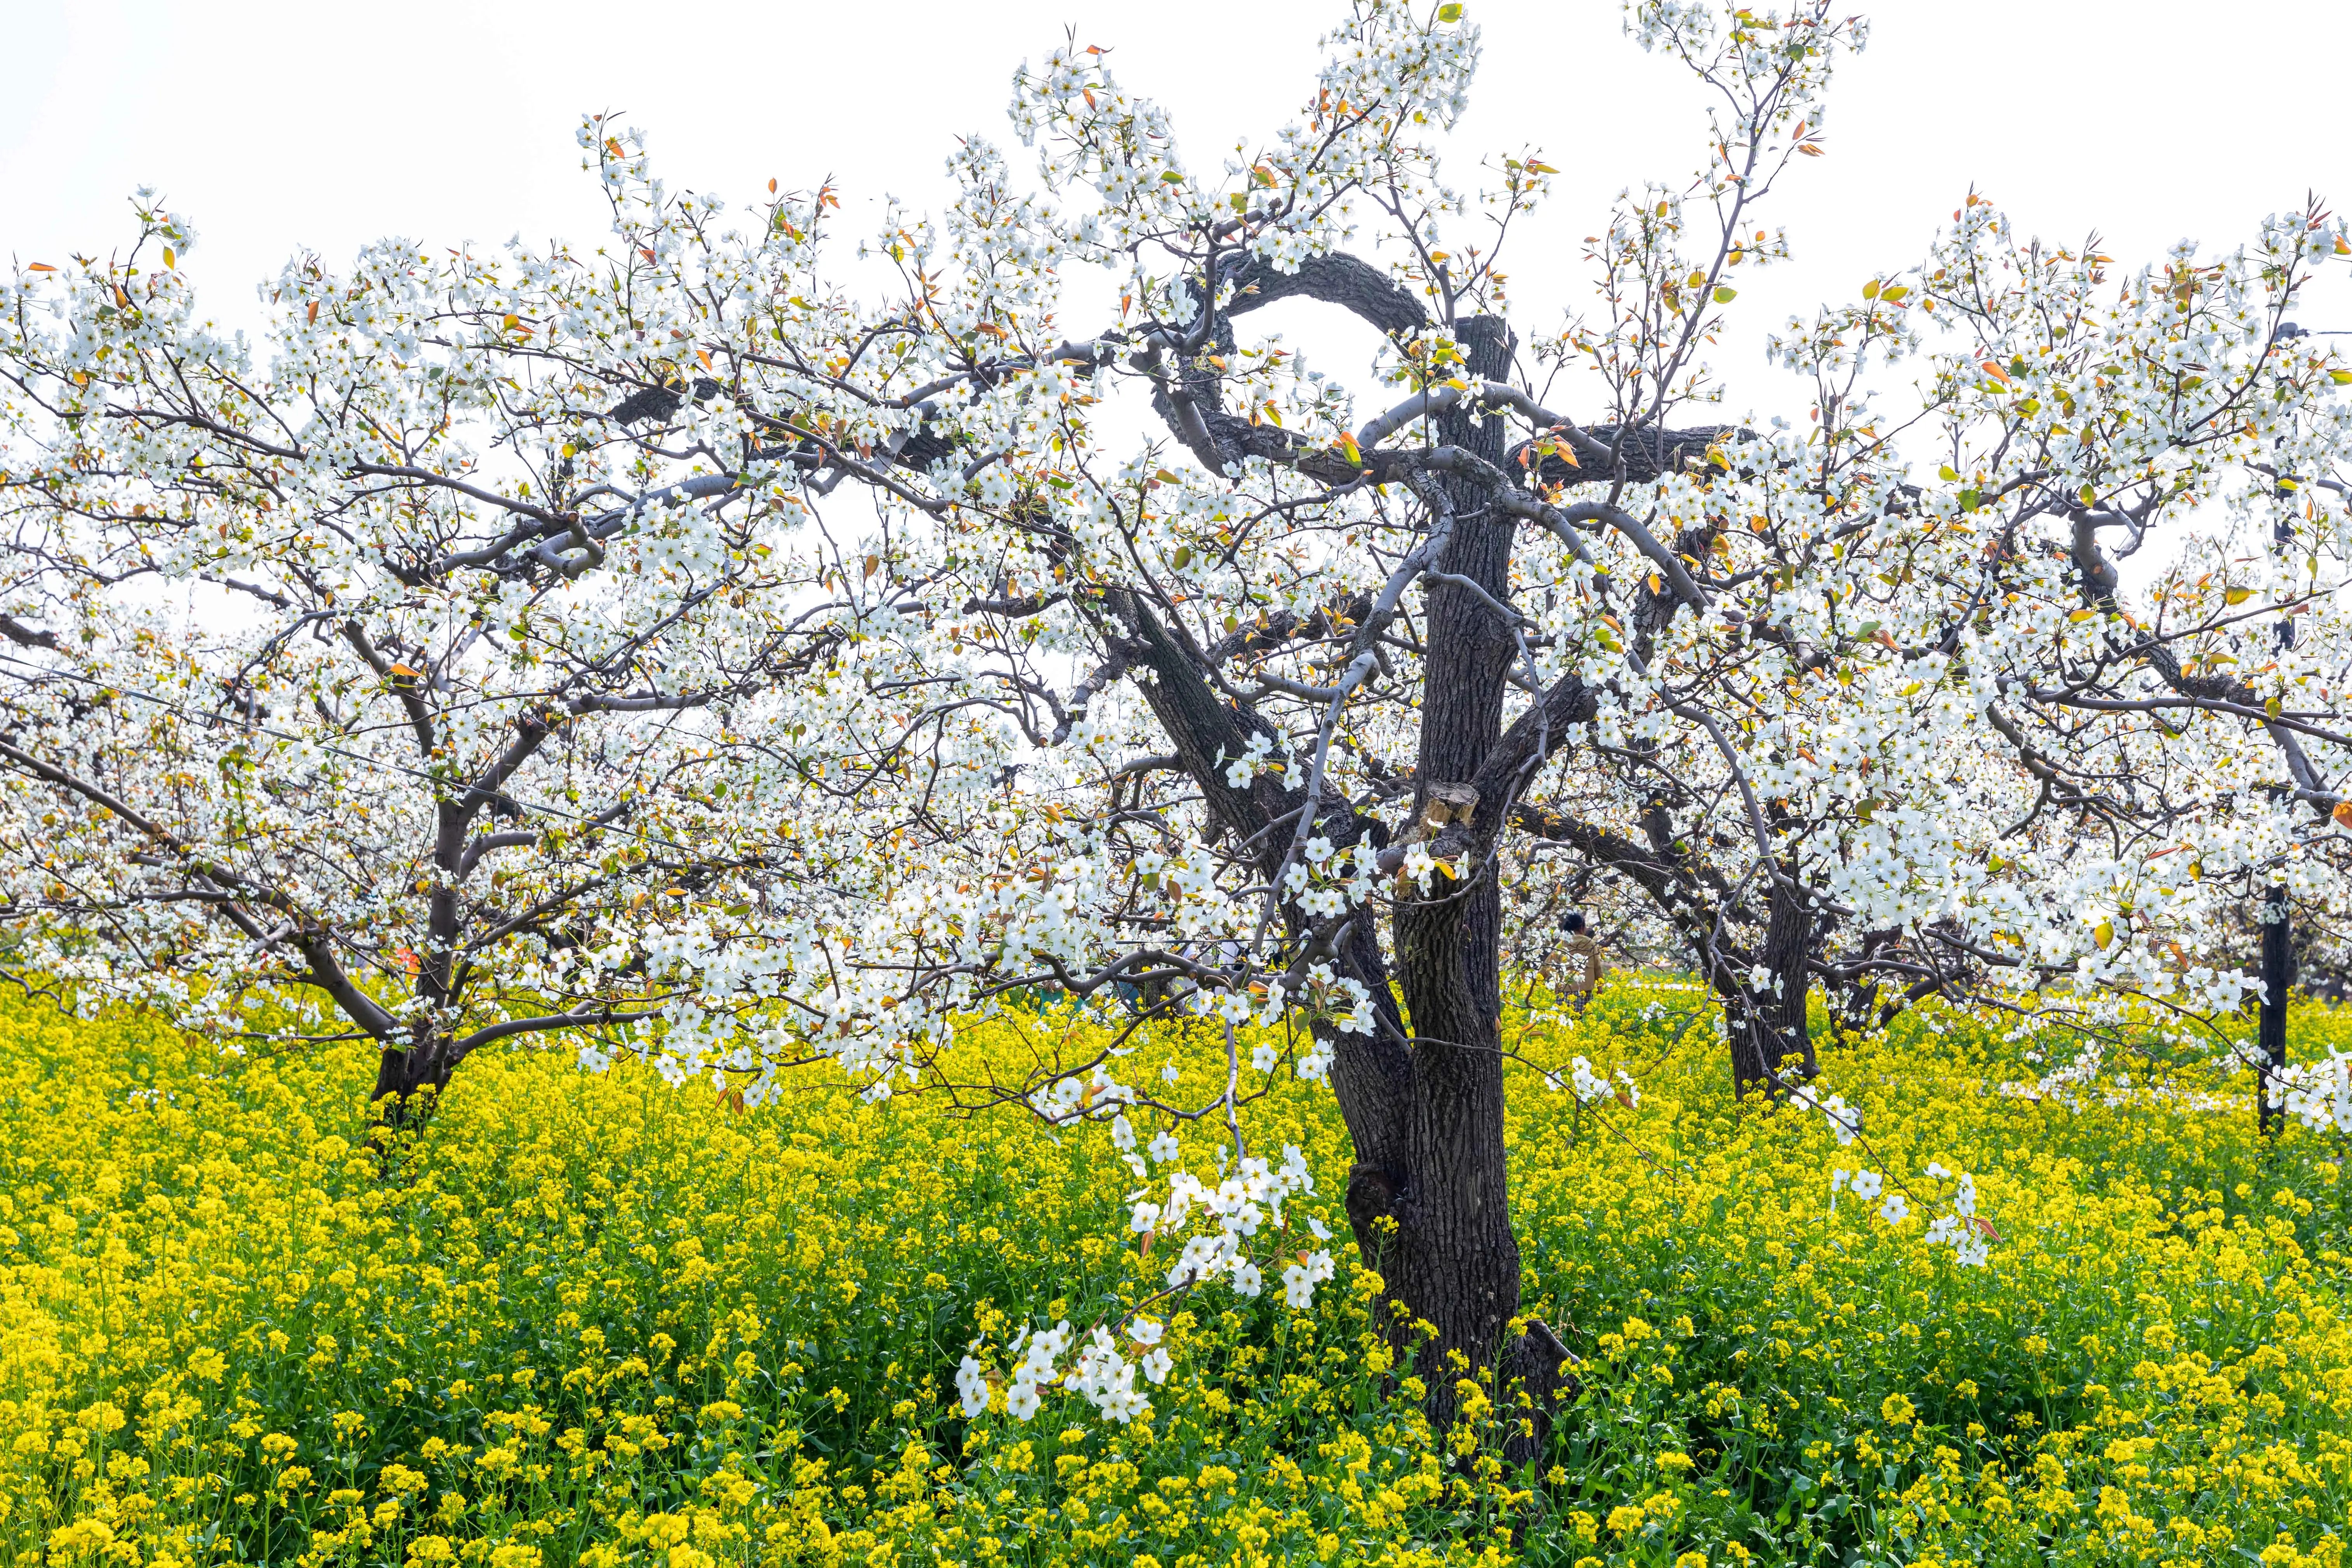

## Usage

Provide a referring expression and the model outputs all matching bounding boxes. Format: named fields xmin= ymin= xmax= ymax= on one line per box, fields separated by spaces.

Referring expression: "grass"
xmin=2 ymin=979 xmax=2349 ymax=1566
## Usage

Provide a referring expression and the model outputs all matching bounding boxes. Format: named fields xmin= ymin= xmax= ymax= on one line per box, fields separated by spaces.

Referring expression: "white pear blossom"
xmin=956 ymin=1355 xmax=992 ymax=1418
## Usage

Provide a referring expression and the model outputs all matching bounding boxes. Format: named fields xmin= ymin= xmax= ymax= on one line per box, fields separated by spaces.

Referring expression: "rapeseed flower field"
xmin=3 ymin=981 xmax=2349 ymax=1568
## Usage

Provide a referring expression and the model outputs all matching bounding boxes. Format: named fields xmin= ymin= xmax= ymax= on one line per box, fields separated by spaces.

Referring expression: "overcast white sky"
xmin=5 ymin=0 xmax=2347 ymax=439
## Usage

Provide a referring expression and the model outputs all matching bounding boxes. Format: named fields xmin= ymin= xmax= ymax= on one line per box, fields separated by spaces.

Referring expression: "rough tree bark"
xmin=1373 ymin=317 xmax=1531 ymax=1414
xmin=1718 ymin=874 xmax=1818 ymax=1096
xmin=1117 ymin=301 xmax=1577 ymax=1424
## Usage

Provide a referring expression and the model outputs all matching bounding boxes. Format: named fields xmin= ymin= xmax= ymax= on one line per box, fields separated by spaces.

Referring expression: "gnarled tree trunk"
xmin=1374 ymin=318 xmax=1527 ymax=1417
xmin=1117 ymin=309 xmax=1570 ymax=1424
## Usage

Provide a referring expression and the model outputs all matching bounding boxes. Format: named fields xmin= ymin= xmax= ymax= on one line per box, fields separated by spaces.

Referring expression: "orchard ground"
xmin=4 ymin=979 xmax=2351 ymax=1568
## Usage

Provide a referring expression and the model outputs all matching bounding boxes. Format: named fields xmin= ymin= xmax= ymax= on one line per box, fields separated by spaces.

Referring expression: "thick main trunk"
xmin=1377 ymin=317 xmax=1527 ymax=1421
xmin=1720 ymin=874 xmax=1815 ymax=1096
xmin=371 ymin=1035 xmax=457 ymax=1117
xmin=1121 ymin=304 xmax=1559 ymax=1429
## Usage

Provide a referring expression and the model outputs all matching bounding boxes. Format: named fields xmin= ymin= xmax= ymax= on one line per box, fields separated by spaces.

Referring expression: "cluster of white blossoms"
xmin=1550 ymin=1055 xmax=1643 ymax=1110
xmin=1278 ymin=839 xmax=1386 ymax=924
xmin=958 ymin=1314 xmax=1176 ymax=1426
xmin=2270 ymin=1050 xmax=2352 ymax=1134
xmin=1787 ymin=1084 xmax=1860 ymax=1146
xmin=957 ymin=1136 xmax=1342 ymax=1428
xmin=1832 ymin=1162 xmax=1991 ymax=1267
xmin=1250 ymin=964 xmax=1378 ymax=1059
xmin=1830 ymin=1165 xmax=1891 ymax=1218
xmin=1221 ymin=733 xmax=1280 ymax=788
xmin=1814 ymin=1073 xmax=1989 ymax=1266
xmin=1028 ymin=1062 xmax=1135 ymax=1124
xmin=1919 ymin=1164 xmax=1993 ymax=1269
xmin=1126 ymin=1140 xmax=1335 ymax=1303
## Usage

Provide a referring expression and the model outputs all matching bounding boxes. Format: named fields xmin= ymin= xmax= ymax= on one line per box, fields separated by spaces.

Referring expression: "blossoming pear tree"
xmin=5 ymin=0 xmax=2351 ymax=1420
xmin=1549 ymin=186 xmax=2352 ymax=1105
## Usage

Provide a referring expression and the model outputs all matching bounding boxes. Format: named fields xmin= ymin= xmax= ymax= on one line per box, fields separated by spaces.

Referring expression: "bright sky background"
xmin=6 ymin=0 xmax=2347 ymax=519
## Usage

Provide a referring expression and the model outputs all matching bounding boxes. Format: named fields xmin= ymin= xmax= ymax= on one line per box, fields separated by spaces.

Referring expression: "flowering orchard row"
xmin=4 ymin=0 xmax=2347 ymax=1214
xmin=7 ymin=0 xmax=2351 ymax=1437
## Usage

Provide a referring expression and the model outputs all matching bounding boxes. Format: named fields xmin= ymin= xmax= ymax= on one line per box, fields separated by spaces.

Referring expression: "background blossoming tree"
xmin=5 ymin=0 xmax=2350 ymax=1413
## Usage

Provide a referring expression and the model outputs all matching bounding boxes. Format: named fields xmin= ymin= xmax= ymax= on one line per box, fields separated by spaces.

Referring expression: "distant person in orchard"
xmin=1560 ymin=913 xmax=1608 ymax=1005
